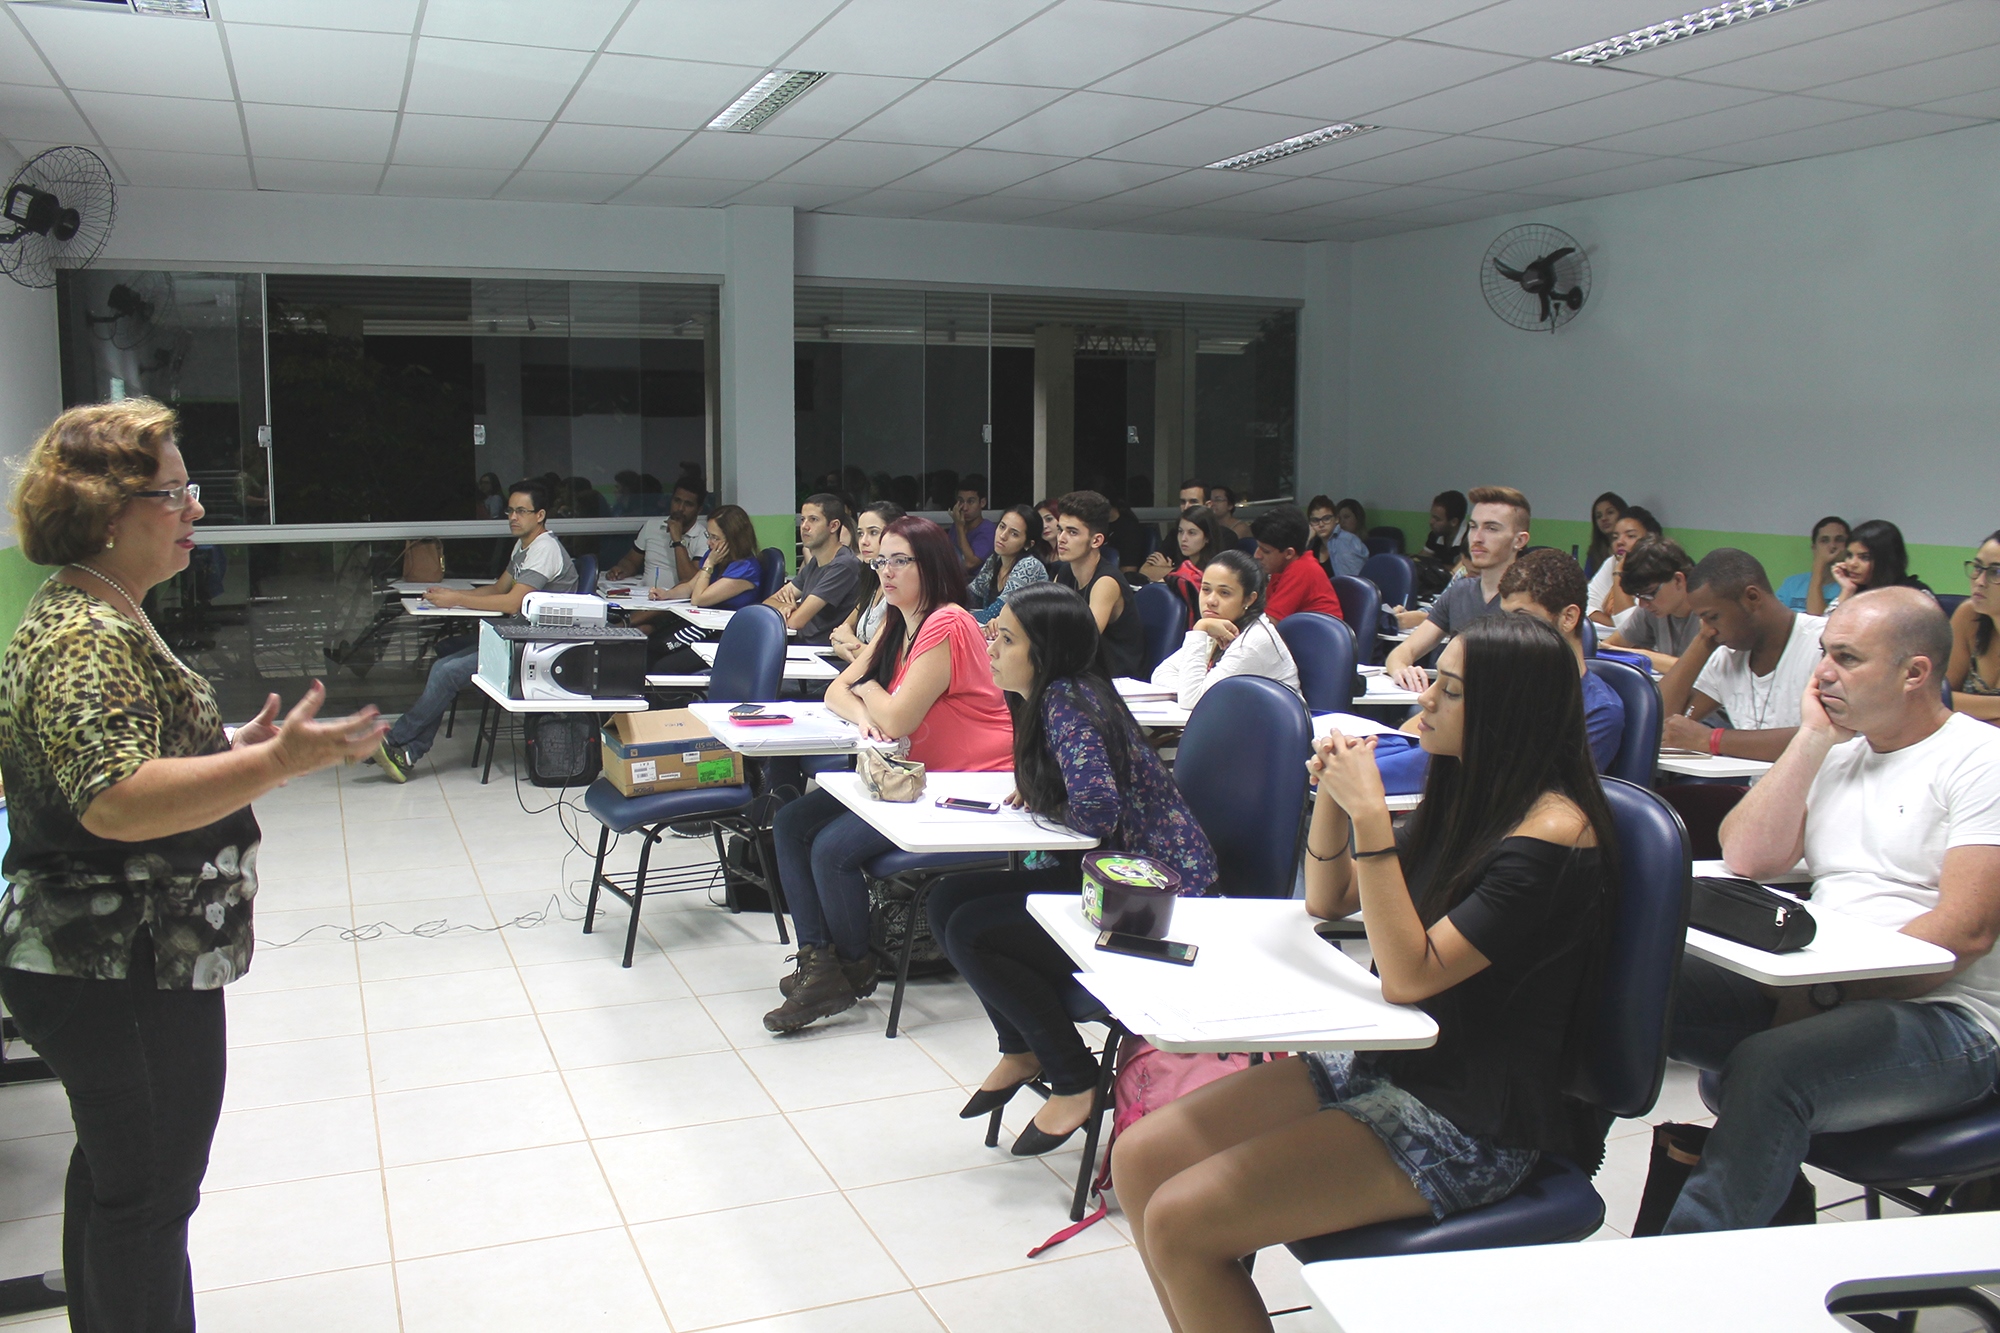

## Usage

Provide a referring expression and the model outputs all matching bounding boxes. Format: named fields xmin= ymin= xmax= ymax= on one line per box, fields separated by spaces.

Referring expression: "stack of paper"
xmin=1312 ymin=712 xmax=1403 ymax=740
xmin=1114 ymin=677 xmax=1176 ymax=702
xmin=1076 ymin=970 xmax=1365 ymax=1044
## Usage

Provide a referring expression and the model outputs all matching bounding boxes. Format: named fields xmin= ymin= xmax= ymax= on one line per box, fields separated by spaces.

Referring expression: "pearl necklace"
xmin=67 ymin=562 xmax=193 ymax=675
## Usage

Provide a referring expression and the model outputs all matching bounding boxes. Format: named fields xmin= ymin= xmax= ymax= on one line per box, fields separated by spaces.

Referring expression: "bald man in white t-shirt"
xmin=1662 ymin=588 xmax=2000 ymax=1232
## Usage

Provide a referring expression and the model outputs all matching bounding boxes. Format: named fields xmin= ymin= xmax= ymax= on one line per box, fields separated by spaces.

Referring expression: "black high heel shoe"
xmin=1010 ymin=1118 xmax=1079 ymax=1157
xmin=959 ymin=1078 xmax=1033 ymax=1120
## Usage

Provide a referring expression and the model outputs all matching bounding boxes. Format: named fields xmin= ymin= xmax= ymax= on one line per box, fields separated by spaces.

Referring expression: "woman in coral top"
xmin=765 ymin=516 xmax=1013 ymax=1033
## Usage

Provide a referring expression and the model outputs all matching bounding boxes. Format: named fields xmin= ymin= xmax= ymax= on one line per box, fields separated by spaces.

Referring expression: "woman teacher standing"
xmin=0 ymin=400 xmax=386 ymax=1331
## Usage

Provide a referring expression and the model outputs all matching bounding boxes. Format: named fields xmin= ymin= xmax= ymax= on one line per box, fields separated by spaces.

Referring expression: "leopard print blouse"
xmin=0 ymin=580 xmax=260 ymax=989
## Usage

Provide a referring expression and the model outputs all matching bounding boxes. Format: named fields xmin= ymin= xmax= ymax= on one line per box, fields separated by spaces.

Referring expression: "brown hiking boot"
xmin=778 ymin=945 xmax=818 ymax=999
xmin=763 ymin=948 xmax=857 ymax=1033
xmin=841 ymin=953 xmax=881 ymax=999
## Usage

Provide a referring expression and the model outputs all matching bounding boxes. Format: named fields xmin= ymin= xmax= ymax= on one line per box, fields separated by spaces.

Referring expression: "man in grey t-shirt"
xmin=1384 ymin=486 xmax=1532 ymax=692
xmin=766 ymin=494 xmax=862 ymax=644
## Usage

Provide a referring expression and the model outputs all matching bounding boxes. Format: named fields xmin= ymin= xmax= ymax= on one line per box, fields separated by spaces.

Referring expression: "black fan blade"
xmin=1537 ymin=290 xmax=1552 ymax=323
xmin=1541 ymin=246 xmax=1576 ymax=266
xmin=1494 ymin=260 xmax=1526 ymax=283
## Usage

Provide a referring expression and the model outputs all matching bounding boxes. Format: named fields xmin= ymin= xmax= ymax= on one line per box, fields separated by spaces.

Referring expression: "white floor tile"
xmin=0 ymin=1135 xmax=67 ymax=1224
xmin=345 ymin=817 xmax=469 ymax=875
xmin=740 ymin=1028 xmax=957 ymax=1113
xmin=632 ymin=1193 xmax=909 ymax=1330
xmin=595 ymin=1113 xmax=836 ymax=1223
xmin=503 ymin=915 xmax=675 ymax=967
xmin=703 ymin=987 xmax=893 ymax=1048
xmin=563 ymin=1051 xmax=778 ymax=1138
xmin=229 ymin=943 xmax=359 ymax=995
xmin=191 ymin=1263 xmax=399 ymax=1333
xmin=225 ymin=982 xmax=365 ymax=1047
xmin=375 ymin=1071 xmax=585 ymax=1167
xmin=0 ymin=1082 xmax=75 ymax=1140
xmin=517 ymin=953 xmax=691 ymax=1012
xmin=788 ymin=1089 xmax=1013 ymax=1190
xmin=669 ymin=940 xmax=797 ymax=997
xmin=919 ymin=1244 xmax=1170 ymax=1333
xmin=354 ymin=928 xmax=515 ymax=982
xmin=190 ymin=1171 xmax=391 ymax=1289
xmin=348 ymin=864 xmax=485 ymax=905
xmin=906 ymin=1018 xmax=1010 ymax=1091
xmin=384 ymin=1141 xmax=622 ymax=1258
xmin=351 ymin=896 xmax=499 ymax=934
xmin=396 ymin=1229 xmax=670 ymax=1333
xmin=222 ymin=1034 xmax=374 ymax=1111
xmin=718 ymin=1292 xmax=947 ymax=1333
xmin=848 ymin=1159 xmax=1123 ymax=1287
xmin=252 ymin=907 xmax=356 ymax=946
xmin=203 ymin=1096 xmax=380 ymax=1192
xmin=0 ymin=1214 xmax=62 ymax=1284
xmin=368 ymin=1015 xmax=555 ymax=1093
xmin=1592 ymin=1126 xmax=1654 ymax=1237
xmin=258 ymin=874 xmax=354 ymax=911
xmin=880 ymin=976 xmax=990 ymax=1030
xmin=538 ymin=996 xmax=730 ymax=1069
xmin=361 ymin=965 xmax=532 ymax=1032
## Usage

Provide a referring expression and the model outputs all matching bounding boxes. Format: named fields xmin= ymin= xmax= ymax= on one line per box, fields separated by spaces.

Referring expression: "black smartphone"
xmin=1314 ymin=918 xmax=1368 ymax=943
xmin=728 ymin=703 xmax=765 ymax=718
xmin=936 ymin=796 xmax=1001 ymax=813
xmin=1095 ymin=930 xmax=1198 ymax=965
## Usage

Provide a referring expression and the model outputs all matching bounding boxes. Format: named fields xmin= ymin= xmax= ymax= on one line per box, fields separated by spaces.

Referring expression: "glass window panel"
xmin=794 ymin=285 xmax=925 ymax=513
xmin=923 ymin=289 xmax=991 ymax=508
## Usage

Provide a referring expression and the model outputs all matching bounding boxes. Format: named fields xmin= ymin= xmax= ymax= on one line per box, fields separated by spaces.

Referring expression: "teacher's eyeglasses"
xmin=132 ymin=482 xmax=200 ymax=510
xmin=869 ymin=554 xmax=916 ymax=572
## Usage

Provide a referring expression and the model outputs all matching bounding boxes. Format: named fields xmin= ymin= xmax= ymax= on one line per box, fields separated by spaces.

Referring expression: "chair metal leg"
xmin=445 ymin=694 xmax=457 ymax=739
xmin=583 ymin=824 xmax=610 ymax=935
xmin=760 ymin=824 xmax=790 ymax=945
xmin=884 ymin=876 xmax=934 ymax=1039
xmin=478 ymin=700 xmax=498 ymax=784
xmin=1069 ymin=1023 xmax=1126 ymax=1222
xmin=622 ymin=830 xmax=656 ymax=968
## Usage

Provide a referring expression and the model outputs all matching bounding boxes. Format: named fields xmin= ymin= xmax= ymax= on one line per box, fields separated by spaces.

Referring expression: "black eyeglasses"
xmin=132 ymin=481 xmax=200 ymax=510
xmin=1966 ymin=560 xmax=2000 ymax=584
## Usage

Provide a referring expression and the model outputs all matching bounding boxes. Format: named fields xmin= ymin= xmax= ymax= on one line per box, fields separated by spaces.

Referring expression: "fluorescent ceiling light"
xmin=707 ymin=70 xmax=828 ymax=132
xmin=130 ymin=0 xmax=209 ymax=13
xmin=1553 ymin=0 xmax=1818 ymax=65
xmin=1204 ymin=123 xmax=1379 ymax=171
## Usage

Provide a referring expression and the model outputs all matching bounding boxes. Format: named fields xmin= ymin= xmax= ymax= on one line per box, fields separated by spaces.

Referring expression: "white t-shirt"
xmin=1587 ymin=559 xmax=1617 ymax=615
xmin=631 ymin=517 xmax=706 ymax=586
xmin=1149 ymin=615 xmax=1301 ymax=709
xmin=1693 ymin=612 xmax=1826 ymax=733
xmin=1805 ymin=713 xmax=2000 ymax=1040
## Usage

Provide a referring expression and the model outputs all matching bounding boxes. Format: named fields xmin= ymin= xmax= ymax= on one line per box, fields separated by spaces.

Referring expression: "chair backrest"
xmin=1579 ymin=617 xmax=1596 ymax=657
xmin=757 ymin=548 xmax=788 ymax=600
xmin=1134 ymin=581 xmax=1186 ymax=677
xmin=1235 ymin=535 xmax=1260 ymax=555
xmin=1585 ymin=658 xmax=1662 ymax=788
xmin=1565 ymin=778 xmax=1691 ymax=1119
xmin=1360 ymin=553 xmax=1416 ymax=610
xmin=1937 ymin=592 xmax=1968 ymax=619
xmin=1366 ymin=525 xmax=1406 ymax=554
xmin=572 ymin=553 xmax=599 ymax=596
xmin=1174 ymin=675 xmax=1312 ymax=898
xmin=706 ymin=604 xmax=786 ymax=703
xmin=1275 ymin=611 xmax=1356 ymax=715
xmin=1331 ymin=575 xmax=1381 ymax=665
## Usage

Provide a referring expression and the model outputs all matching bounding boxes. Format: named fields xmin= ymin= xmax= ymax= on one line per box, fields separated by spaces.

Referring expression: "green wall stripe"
xmin=0 ymin=545 xmax=48 ymax=657
xmin=751 ymin=515 xmax=794 ymax=576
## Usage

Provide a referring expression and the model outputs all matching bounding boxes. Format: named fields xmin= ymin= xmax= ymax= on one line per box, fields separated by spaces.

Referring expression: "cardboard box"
xmin=600 ymin=709 xmax=744 ymax=796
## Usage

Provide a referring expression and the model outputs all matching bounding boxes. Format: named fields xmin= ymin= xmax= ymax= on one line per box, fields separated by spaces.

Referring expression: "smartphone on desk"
xmin=1095 ymin=931 xmax=1198 ymax=966
xmin=1313 ymin=918 xmax=1368 ymax=943
xmin=935 ymin=796 xmax=1001 ymax=814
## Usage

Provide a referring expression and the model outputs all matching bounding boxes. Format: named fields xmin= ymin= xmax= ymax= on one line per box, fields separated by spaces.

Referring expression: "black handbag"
xmin=1689 ymin=876 xmax=1817 ymax=953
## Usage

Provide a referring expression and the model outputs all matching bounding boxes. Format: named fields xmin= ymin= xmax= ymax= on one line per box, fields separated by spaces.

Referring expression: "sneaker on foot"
xmin=375 ymin=740 xmax=410 ymax=783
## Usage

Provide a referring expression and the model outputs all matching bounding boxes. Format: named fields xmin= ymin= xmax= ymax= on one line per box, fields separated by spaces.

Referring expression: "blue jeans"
xmin=1664 ymin=955 xmax=1999 ymax=1232
xmin=386 ymin=634 xmax=477 ymax=762
xmin=772 ymin=787 xmax=894 ymax=964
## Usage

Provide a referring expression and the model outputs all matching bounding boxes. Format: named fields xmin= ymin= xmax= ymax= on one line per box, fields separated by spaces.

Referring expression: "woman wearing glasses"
xmin=764 ymin=517 xmax=1014 ymax=1033
xmin=1947 ymin=533 xmax=2000 ymax=726
xmin=828 ymin=500 xmax=904 ymax=664
xmin=0 ymin=400 xmax=387 ymax=1329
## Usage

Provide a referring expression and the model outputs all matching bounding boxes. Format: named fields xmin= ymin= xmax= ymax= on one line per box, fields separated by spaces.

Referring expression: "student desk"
xmin=1684 ymin=858 xmax=1957 ymax=986
xmin=685 ymin=702 xmax=896 ymax=758
xmin=816 ymin=771 xmax=1099 ymax=856
xmin=1027 ymin=895 xmax=1438 ymax=1055
xmin=390 ymin=579 xmax=481 ymax=595
xmin=601 ymin=596 xmax=742 ymax=632
xmin=1656 ymin=751 xmax=1773 ymax=779
xmin=401 ymin=597 xmax=502 ymax=618
xmin=466 ymin=673 xmax=646 ymax=784
xmin=645 ymin=646 xmax=842 ymax=690
xmin=1299 ymin=1211 xmax=2000 ymax=1333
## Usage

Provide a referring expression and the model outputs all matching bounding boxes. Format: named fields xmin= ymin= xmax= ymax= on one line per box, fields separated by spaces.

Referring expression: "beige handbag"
xmin=401 ymin=538 xmax=445 ymax=584
xmin=857 ymin=746 xmax=926 ymax=802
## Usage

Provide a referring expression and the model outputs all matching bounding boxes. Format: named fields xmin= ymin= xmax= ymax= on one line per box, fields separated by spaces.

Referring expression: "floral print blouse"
xmin=0 ymin=581 xmax=261 ymax=989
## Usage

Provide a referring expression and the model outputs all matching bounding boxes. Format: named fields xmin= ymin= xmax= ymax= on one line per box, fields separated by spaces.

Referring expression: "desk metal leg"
xmin=478 ymin=702 xmax=499 ymax=784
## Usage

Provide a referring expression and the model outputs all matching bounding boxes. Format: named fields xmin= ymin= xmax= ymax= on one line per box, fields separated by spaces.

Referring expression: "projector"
xmin=522 ymin=591 xmax=607 ymax=628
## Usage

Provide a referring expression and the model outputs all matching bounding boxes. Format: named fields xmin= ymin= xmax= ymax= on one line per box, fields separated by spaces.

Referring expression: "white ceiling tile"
xmin=15 ymin=5 xmax=234 ymax=99
xmin=1312 ymin=180 xmax=1480 ymax=212
xmin=242 ymin=104 xmax=395 ymax=162
xmin=1102 ymin=167 xmax=1286 ymax=207
xmin=847 ymin=80 xmax=1064 ymax=148
xmin=495 ymin=169 xmax=633 ymax=202
xmin=114 ymin=146 xmax=254 ymax=189
xmin=1022 ymin=199 xmax=1167 ymax=228
xmin=653 ymin=129 xmax=819 ymax=180
xmin=560 ymin=55 xmax=763 ymax=130
xmin=1692 ymin=105 xmax=1985 ymax=164
xmin=771 ymin=138 xmax=950 ymax=186
xmin=0 ymin=15 xmax=53 ymax=85
xmin=920 ymin=194 xmax=1065 ymax=222
xmin=1246 ymin=125 xmax=1450 ymax=176
xmin=1814 ymin=41 xmax=2000 ymax=107
xmin=524 ymin=122 xmax=685 ymax=175
xmin=1489 ymin=78 xmax=1768 ymax=146
xmin=1589 ymin=92 xmax=1869 ymax=155
xmin=1228 ymin=173 xmax=1384 ymax=209
xmin=787 ymin=0 xmax=1047 ymax=79
xmin=420 ymin=0 xmax=629 ymax=52
xmin=723 ymin=179 xmax=868 ymax=208
xmin=1096 ymin=106 xmax=1338 ymax=167
xmin=1327 ymin=218 xmax=1416 ymax=239
xmin=391 ymin=113 xmax=544 ymax=169
xmin=402 ymin=37 xmax=591 ymax=121
xmin=890 ymin=147 xmax=1072 ymax=193
xmin=1427 ymin=143 xmax=1647 ymax=189
xmin=222 ymin=24 xmax=412 ymax=111
xmin=947 ymin=0 xmax=1225 ymax=89
xmin=611 ymin=174 xmax=753 ymax=206
xmin=1090 ymin=18 xmax=1381 ymax=105
xmin=1691 ymin=4 xmax=2000 ymax=94
xmin=819 ymin=186 xmax=962 ymax=217
xmin=1118 ymin=204 xmax=1264 ymax=234
xmin=217 ymin=0 xmax=419 ymax=34
xmin=1415 ymin=0 xmax=1719 ymax=60
xmin=1535 ymin=155 xmax=1739 ymax=197
xmin=1373 ymin=60 xmax=1644 ymax=134
xmin=978 ymin=91 xmax=1202 ymax=157
xmin=1609 ymin=0 xmax=1948 ymax=77
xmin=993 ymin=157 xmax=1182 ymax=200
xmin=1250 ymin=1 xmax=1498 ymax=39
xmin=611 ymin=0 xmax=844 ymax=67
xmin=1312 ymin=133 xmax=1549 ymax=184
xmin=753 ymin=74 xmax=919 ymax=138
xmin=253 ymin=156 xmax=386 ymax=192
xmin=1231 ymin=38 xmax=1522 ymax=119
xmin=1919 ymin=86 xmax=2000 ymax=117
xmin=1123 ymin=0 xmax=1273 ymax=15
xmin=379 ymin=163 xmax=510 ymax=196
xmin=72 ymin=91 xmax=241 ymax=155
xmin=0 ymin=82 xmax=91 ymax=143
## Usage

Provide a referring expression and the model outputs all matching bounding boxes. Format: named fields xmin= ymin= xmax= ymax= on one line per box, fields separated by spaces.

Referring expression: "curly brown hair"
xmin=10 ymin=399 xmax=179 ymax=567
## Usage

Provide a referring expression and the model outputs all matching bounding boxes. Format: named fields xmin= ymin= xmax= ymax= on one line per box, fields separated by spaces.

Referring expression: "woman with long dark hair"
xmin=927 ymin=583 xmax=1216 ymax=1153
xmin=765 ymin=517 xmax=1014 ymax=1032
xmin=1948 ymin=529 xmax=2000 ymax=726
xmin=1149 ymin=548 xmax=1299 ymax=707
xmin=1336 ymin=497 xmax=1368 ymax=537
xmin=966 ymin=504 xmax=1051 ymax=623
xmin=1584 ymin=491 xmax=1626 ymax=576
xmin=1832 ymin=518 xmax=1930 ymax=608
xmin=644 ymin=502 xmax=765 ymax=670
xmin=1138 ymin=505 xmax=1222 ymax=627
xmin=1115 ymin=613 xmax=1618 ymax=1331
xmin=828 ymin=499 xmax=904 ymax=663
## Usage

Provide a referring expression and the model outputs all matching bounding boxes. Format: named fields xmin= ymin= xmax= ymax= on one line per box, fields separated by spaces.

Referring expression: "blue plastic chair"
xmin=1289 ymin=778 xmax=1692 ymax=1262
xmin=1367 ymin=526 xmax=1406 ymax=555
xmin=583 ymin=607 xmax=787 ymax=965
xmin=1275 ymin=612 xmax=1356 ymax=716
xmin=757 ymin=548 xmax=787 ymax=601
xmin=1937 ymin=592 xmax=1968 ymax=618
xmin=1135 ymin=581 xmax=1186 ymax=678
xmin=1175 ymin=674 xmax=1313 ymax=899
xmin=1237 ymin=535 xmax=1260 ymax=555
xmin=1585 ymin=658 xmax=1662 ymax=788
xmin=1580 ymin=617 xmax=1596 ymax=657
xmin=573 ymin=553 xmax=598 ymax=596
xmin=1361 ymin=553 xmax=1417 ymax=611
xmin=1331 ymin=575 xmax=1381 ymax=666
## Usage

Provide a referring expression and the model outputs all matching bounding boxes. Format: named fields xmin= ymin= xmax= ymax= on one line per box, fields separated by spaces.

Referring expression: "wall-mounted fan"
xmin=1 ymin=146 xmax=116 ymax=289
xmin=1481 ymin=224 xmax=1589 ymax=332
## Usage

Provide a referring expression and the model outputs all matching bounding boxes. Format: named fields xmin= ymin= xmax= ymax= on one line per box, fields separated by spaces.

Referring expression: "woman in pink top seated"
xmin=765 ymin=516 xmax=1013 ymax=1033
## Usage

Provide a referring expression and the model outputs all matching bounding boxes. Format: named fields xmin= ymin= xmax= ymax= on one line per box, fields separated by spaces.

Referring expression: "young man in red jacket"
xmin=1252 ymin=504 xmax=1344 ymax=623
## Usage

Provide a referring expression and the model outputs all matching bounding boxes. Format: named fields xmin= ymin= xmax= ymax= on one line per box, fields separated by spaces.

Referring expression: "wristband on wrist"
xmin=1708 ymin=727 xmax=1724 ymax=757
xmin=1354 ymin=845 xmax=1398 ymax=859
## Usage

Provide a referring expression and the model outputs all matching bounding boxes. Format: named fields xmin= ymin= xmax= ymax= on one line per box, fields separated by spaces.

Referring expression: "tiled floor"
xmin=0 ymin=733 xmax=1928 ymax=1332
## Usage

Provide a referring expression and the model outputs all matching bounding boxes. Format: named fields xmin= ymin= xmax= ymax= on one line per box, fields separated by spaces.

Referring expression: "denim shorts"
xmin=1304 ymin=1051 xmax=1538 ymax=1220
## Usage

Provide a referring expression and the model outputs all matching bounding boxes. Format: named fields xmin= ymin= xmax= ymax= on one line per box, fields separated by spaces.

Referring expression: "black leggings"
xmin=925 ymin=868 xmax=1101 ymax=1096
xmin=0 ymin=934 xmax=227 ymax=1333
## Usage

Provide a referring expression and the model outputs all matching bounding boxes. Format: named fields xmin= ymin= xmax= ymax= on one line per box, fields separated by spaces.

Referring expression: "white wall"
xmin=0 ymin=274 xmax=61 ymax=548
xmin=1344 ymin=120 xmax=2000 ymax=546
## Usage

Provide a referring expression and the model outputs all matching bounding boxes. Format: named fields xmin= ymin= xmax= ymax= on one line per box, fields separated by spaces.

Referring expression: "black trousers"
xmin=925 ymin=868 xmax=1102 ymax=1095
xmin=1 ymin=934 xmax=227 ymax=1333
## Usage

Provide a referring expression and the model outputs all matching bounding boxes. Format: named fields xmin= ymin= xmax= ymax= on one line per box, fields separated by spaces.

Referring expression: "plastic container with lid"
xmin=1080 ymin=852 xmax=1180 ymax=938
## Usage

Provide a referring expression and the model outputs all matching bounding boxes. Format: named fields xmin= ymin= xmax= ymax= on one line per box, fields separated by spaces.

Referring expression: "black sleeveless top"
xmin=1056 ymin=559 xmax=1142 ymax=679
